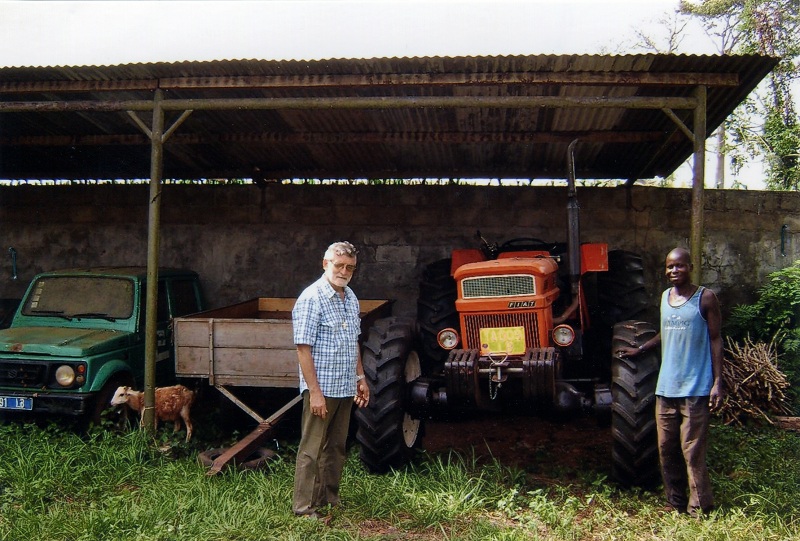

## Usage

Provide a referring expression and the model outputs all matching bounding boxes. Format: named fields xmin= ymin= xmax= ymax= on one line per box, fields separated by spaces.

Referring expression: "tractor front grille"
xmin=462 ymin=311 xmax=541 ymax=350
xmin=461 ymin=274 xmax=535 ymax=298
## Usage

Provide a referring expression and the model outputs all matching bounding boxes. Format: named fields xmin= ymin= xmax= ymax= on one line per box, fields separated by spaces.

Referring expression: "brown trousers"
xmin=292 ymin=392 xmax=353 ymax=516
xmin=656 ymin=396 xmax=714 ymax=515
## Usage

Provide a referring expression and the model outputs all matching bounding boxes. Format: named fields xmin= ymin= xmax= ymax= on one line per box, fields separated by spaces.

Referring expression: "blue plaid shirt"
xmin=292 ymin=275 xmax=361 ymax=398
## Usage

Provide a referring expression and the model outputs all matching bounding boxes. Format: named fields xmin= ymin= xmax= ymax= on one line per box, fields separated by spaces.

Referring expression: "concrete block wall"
xmin=1 ymin=183 xmax=798 ymax=321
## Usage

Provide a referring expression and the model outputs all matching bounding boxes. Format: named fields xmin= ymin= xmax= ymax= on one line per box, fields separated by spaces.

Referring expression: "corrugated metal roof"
xmin=0 ymin=54 xmax=778 ymax=181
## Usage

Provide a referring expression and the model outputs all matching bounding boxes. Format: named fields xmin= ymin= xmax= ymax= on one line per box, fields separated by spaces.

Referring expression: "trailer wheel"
xmin=610 ymin=320 xmax=660 ymax=488
xmin=355 ymin=317 xmax=422 ymax=473
xmin=417 ymin=259 xmax=459 ymax=367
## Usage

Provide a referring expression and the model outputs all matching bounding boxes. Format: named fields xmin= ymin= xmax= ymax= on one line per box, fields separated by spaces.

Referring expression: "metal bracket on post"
xmin=8 ymin=247 xmax=17 ymax=280
xmin=208 ymin=318 xmax=216 ymax=386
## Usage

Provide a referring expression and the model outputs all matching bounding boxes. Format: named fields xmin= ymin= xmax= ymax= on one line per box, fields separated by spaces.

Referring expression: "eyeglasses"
xmin=328 ymin=261 xmax=357 ymax=273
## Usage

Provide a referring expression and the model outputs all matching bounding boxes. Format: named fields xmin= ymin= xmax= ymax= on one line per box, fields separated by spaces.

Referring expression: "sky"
xmin=0 ymin=0 xmax=720 ymax=67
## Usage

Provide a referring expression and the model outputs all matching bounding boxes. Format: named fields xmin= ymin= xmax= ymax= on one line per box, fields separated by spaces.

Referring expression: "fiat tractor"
xmin=355 ymin=141 xmax=660 ymax=487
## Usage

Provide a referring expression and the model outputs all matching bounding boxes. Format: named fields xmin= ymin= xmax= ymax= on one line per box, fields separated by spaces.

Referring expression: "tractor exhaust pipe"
xmin=566 ymin=139 xmax=581 ymax=297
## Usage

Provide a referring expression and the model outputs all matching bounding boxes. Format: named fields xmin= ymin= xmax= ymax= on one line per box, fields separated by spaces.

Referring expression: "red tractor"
xmin=355 ymin=143 xmax=660 ymax=487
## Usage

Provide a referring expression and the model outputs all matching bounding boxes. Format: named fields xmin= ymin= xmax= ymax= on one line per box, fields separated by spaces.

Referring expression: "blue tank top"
xmin=656 ymin=286 xmax=714 ymax=397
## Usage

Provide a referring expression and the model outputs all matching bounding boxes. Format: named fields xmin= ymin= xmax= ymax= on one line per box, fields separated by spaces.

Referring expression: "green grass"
xmin=1 ymin=420 xmax=799 ymax=540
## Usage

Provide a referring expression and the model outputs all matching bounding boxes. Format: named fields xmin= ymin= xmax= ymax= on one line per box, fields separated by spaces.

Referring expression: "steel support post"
xmin=143 ymin=89 xmax=165 ymax=430
xmin=691 ymin=86 xmax=707 ymax=284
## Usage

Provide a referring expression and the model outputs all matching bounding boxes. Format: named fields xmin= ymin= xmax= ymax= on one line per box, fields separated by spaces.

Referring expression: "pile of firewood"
xmin=717 ymin=337 xmax=794 ymax=426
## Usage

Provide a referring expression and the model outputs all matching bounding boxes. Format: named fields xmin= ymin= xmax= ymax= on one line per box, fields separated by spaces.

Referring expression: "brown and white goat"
xmin=110 ymin=384 xmax=196 ymax=442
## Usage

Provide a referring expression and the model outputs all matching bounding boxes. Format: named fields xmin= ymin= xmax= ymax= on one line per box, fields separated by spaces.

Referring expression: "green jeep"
xmin=0 ymin=267 xmax=204 ymax=425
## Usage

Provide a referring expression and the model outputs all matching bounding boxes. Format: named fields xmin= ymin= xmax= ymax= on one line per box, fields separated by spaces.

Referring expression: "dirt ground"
xmin=418 ymin=412 xmax=614 ymax=483
xmin=198 ymin=388 xmax=615 ymax=483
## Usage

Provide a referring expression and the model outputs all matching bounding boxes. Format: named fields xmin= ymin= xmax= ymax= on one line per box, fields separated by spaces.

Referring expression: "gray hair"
xmin=324 ymin=241 xmax=358 ymax=260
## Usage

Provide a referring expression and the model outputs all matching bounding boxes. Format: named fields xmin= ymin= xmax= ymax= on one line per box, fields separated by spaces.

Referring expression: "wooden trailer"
xmin=173 ymin=296 xmax=392 ymax=474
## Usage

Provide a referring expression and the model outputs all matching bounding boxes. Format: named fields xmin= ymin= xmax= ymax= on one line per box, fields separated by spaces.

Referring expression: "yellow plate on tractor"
xmin=479 ymin=326 xmax=525 ymax=356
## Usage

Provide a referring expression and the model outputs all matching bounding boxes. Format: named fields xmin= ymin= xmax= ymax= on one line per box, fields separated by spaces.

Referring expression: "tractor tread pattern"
xmin=611 ymin=320 xmax=660 ymax=488
xmin=355 ymin=317 xmax=418 ymax=473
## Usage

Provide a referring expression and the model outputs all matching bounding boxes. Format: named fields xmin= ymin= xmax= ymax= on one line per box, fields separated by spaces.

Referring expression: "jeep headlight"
xmin=552 ymin=324 xmax=575 ymax=347
xmin=55 ymin=365 xmax=76 ymax=387
xmin=437 ymin=328 xmax=460 ymax=350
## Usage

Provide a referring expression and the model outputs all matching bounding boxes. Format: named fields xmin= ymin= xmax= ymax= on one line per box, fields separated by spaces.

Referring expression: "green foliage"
xmin=727 ymin=260 xmax=800 ymax=342
xmin=727 ymin=260 xmax=800 ymax=403
xmin=762 ymin=108 xmax=800 ymax=190
xmin=681 ymin=0 xmax=800 ymax=190
xmin=2 ymin=419 xmax=800 ymax=540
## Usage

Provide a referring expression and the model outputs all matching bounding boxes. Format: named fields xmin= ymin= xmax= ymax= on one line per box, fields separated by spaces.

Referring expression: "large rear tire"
xmin=583 ymin=249 xmax=651 ymax=380
xmin=611 ymin=320 xmax=660 ymax=488
xmin=596 ymin=250 xmax=649 ymax=324
xmin=417 ymin=259 xmax=459 ymax=367
xmin=355 ymin=317 xmax=422 ymax=473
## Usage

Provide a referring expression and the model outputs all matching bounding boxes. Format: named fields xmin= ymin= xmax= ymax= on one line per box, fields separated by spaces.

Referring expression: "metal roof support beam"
xmin=691 ymin=85 xmax=707 ymax=284
xmin=0 ymin=94 xmax=699 ymax=113
xmin=661 ymin=108 xmax=695 ymax=141
xmin=1 ymin=129 xmax=666 ymax=147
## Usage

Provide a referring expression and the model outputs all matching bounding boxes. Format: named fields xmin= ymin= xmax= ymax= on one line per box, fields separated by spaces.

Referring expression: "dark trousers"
xmin=292 ymin=391 xmax=353 ymax=515
xmin=656 ymin=396 xmax=714 ymax=515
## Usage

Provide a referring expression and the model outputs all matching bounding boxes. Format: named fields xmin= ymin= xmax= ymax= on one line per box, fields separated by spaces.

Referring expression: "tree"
xmin=624 ymin=7 xmax=733 ymax=187
xmin=681 ymin=1 xmax=800 ymax=190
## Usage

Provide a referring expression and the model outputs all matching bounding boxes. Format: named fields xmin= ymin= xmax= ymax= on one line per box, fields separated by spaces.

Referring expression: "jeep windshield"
xmin=21 ymin=276 xmax=135 ymax=320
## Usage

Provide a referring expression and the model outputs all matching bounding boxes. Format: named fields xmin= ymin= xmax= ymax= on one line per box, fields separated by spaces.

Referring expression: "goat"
xmin=110 ymin=384 xmax=196 ymax=442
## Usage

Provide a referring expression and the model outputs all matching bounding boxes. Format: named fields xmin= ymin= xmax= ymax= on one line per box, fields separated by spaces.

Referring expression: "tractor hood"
xmin=0 ymin=327 xmax=132 ymax=357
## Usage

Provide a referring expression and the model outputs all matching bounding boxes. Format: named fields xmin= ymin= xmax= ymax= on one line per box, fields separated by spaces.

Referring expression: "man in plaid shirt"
xmin=291 ymin=241 xmax=370 ymax=519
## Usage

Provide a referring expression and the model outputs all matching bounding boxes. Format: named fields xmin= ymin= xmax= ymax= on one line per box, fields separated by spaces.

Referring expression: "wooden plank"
xmin=210 ymin=320 xmax=294 ymax=348
xmin=358 ymin=299 xmax=391 ymax=316
xmin=774 ymin=416 xmax=800 ymax=431
xmin=175 ymin=346 xmax=210 ymax=376
xmin=211 ymin=349 xmax=297 ymax=377
xmin=209 ymin=375 xmax=299 ymax=387
xmin=173 ymin=319 xmax=212 ymax=348
xmin=257 ymin=297 xmax=297 ymax=313
xmin=189 ymin=298 xmax=263 ymax=319
xmin=176 ymin=346 xmax=297 ymax=379
xmin=174 ymin=318 xmax=294 ymax=348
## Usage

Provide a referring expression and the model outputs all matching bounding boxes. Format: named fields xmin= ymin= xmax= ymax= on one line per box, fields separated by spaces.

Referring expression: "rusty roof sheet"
xmin=0 ymin=54 xmax=778 ymax=182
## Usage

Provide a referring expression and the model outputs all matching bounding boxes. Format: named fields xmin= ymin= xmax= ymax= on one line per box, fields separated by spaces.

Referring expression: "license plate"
xmin=479 ymin=326 xmax=526 ymax=356
xmin=0 ymin=396 xmax=33 ymax=411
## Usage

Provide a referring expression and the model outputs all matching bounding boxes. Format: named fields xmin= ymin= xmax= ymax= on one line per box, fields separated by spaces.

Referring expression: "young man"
xmin=291 ymin=241 xmax=370 ymax=519
xmin=618 ymin=247 xmax=724 ymax=517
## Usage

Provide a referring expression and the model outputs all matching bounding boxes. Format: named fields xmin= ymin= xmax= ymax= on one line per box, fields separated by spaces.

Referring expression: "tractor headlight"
xmin=437 ymin=328 xmax=460 ymax=350
xmin=55 ymin=365 xmax=76 ymax=387
xmin=552 ymin=325 xmax=575 ymax=347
